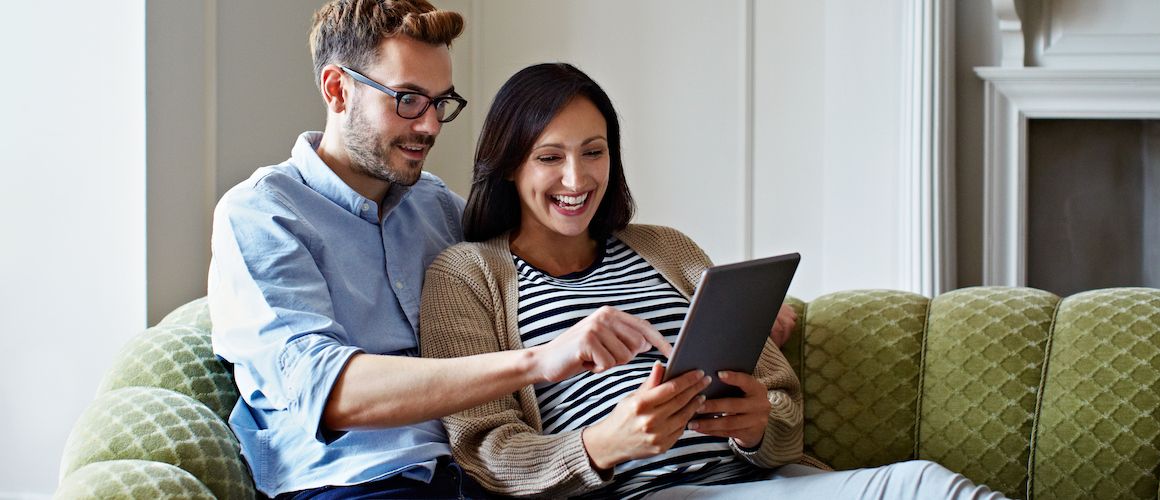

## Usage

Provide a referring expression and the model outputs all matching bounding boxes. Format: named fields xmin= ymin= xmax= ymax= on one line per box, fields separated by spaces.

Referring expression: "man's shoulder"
xmin=219 ymin=163 xmax=303 ymax=201
xmin=416 ymin=171 xmax=449 ymax=189
xmin=409 ymin=172 xmax=459 ymax=202
xmin=215 ymin=164 xmax=312 ymax=215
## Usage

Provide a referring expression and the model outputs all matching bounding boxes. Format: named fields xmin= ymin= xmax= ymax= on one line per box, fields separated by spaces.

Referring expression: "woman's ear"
xmin=320 ymin=65 xmax=348 ymax=114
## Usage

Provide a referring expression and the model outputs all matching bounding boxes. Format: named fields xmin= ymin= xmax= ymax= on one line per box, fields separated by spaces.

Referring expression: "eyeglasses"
xmin=339 ymin=65 xmax=467 ymax=123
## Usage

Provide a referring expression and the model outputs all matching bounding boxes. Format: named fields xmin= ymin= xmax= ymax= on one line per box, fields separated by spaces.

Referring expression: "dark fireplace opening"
xmin=1027 ymin=119 xmax=1160 ymax=297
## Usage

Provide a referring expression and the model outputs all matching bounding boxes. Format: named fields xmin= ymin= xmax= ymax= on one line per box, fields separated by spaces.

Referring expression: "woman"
xmin=419 ymin=63 xmax=1005 ymax=499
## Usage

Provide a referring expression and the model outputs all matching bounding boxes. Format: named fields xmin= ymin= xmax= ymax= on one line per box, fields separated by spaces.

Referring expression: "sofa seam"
xmin=913 ymin=294 xmax=933 ymax=460
xmin=1025 ymin=293 xmax=1062 ymax=500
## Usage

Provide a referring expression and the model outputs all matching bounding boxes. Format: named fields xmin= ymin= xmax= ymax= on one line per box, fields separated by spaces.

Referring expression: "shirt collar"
xmin=291 ymin=131 xmax=411 ymax=224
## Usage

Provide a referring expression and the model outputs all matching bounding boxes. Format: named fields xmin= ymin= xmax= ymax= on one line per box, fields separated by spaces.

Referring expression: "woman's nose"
xmin=561 ymin=156 xmax=582 ymax=189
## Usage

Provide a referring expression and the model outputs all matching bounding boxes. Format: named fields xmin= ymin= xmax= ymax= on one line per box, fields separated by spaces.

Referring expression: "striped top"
xmin=420 ymin=224 xmax=804 ymax=498
xmin=514 ymin=237 xmax=757 ymax=499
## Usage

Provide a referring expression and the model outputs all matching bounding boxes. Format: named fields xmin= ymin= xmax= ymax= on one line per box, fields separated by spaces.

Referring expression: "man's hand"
xmin=581 ymin=363 xmax=709 ymax=470
xmin=529 ymin=305 xmax=673 ymax=383
xmin=769 ymin=303 xmax=797 ymax=347
xmin=686 ymin=371 xmax=771 ymax=449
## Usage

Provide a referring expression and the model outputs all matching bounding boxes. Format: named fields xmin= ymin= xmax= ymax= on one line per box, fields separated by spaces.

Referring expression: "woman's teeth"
xmin=552 ymin=192 xmax=588 ymax=209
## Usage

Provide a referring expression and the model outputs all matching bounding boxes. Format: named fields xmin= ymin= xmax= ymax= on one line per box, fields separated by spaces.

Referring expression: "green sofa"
xmin=57 ymin=287 xmax=1160 ymax=499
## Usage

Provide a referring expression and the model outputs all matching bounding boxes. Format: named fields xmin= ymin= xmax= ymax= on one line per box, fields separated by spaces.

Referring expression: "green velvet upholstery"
xmin=55 ymin=460 xmax=216 ymax=499
xmin=919 ymin=287 xmax=1059 ymax=496
xmin=97 ymin=324 xmax=238 ymax=421
xmin=57 ymin=287 xmax=1160 ymax=499
xmin=1031 ymin=288 xmax=1160 ymax=499
xmin=799 ymin=290 xmax=929 ymax=470
xmin=58 ymin=387 xmax=253 ymax=500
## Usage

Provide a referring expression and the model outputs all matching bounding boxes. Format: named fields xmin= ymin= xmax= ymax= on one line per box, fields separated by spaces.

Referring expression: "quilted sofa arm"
xmin=57 ymin=298 xmax=254 ymax=499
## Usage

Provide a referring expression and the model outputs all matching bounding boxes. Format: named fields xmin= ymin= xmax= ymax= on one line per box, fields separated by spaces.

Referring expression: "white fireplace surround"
xmin=975 ymin=68 xmax=1160 ymax=286
xmin=974 ymin=0 xmax=1160 ymax=287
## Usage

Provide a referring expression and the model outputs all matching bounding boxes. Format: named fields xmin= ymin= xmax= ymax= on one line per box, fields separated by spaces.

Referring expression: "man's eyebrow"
xmin=392 ymin=82 xmax=457 ymax=96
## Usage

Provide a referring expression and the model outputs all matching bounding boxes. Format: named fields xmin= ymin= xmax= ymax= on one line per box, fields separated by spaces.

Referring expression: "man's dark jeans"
xmin=275 ymin=457 xmax=489 ymax=499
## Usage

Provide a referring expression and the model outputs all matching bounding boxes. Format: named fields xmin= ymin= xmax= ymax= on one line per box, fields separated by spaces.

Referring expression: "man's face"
xmin=343 ymin=36 xmax=453 ymax=187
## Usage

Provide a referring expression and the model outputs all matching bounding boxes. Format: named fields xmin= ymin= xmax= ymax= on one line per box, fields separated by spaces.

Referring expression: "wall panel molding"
xmin=900 ymin=0 xmax=956 ymax=296
xmin=1032 ymin=0 xmax=1160 ymax=69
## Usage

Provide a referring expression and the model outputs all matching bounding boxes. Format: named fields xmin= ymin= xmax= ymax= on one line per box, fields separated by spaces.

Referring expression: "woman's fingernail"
xmin=688 ymin=421 xmax=700 ymax=430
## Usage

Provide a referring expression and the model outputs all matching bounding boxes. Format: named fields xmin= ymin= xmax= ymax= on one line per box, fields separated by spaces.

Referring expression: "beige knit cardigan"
xmin=419 ymin=224 xmax=804 ymax=498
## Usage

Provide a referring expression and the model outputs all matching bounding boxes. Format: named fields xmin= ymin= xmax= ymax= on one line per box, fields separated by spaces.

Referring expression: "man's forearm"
xmin=322 ymin=349 xmax=543 ymax=430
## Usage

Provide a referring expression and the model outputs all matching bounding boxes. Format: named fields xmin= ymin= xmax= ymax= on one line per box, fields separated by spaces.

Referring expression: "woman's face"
xmin=512 ymin=97 xmax=610 ymax=242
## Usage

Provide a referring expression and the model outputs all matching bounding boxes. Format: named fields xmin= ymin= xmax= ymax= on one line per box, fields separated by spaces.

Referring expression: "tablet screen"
xmin=662 ymin=252 xmax=800 ymax=400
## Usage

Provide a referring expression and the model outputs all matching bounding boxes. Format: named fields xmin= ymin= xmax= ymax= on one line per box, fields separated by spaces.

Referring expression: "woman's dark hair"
xmin=463 ymin=63 xmax=634 ymax=242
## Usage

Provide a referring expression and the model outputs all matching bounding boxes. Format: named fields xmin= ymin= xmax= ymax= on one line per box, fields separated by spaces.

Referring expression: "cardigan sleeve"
xmin=728 ymin=337 xmax=805 ymax=467
xmin=419 ymin=252 xmax=612 ymax=498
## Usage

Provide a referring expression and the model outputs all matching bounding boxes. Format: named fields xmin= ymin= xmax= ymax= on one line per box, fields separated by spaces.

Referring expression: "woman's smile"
xmin=550 ymin=191 xmax=592 ymax=214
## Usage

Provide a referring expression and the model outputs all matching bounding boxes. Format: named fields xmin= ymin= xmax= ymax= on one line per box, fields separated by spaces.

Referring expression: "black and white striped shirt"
xmin=515 ymin=237 xmax=757 ymax=499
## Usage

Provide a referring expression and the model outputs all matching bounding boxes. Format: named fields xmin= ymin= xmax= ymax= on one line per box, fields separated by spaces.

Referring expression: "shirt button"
xmin=361 ymin=202 xmax=369 ymax=212
xmin=395 ymin=280 xmax=405 ymax=289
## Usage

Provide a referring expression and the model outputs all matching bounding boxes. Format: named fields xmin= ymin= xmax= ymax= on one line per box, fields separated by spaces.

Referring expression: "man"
xmin=208 ymin=1 xmax=678 ymax=497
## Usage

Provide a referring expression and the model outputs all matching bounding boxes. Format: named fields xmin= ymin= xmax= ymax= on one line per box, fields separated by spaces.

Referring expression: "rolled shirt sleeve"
xmin=209 ymin=185 xmax=362 ymax=442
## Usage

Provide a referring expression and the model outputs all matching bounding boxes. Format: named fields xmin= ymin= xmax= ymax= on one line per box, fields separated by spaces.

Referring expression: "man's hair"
xmin=309 ymin=0 xmax=464 ymax=87
xmin=463 ymin=63 xmax=635 ymax=242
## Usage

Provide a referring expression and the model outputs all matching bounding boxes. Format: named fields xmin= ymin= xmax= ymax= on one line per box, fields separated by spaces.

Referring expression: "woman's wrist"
xmin=732 ymin=435 xmax=764 ymax=451
xmin=522 ymin=345 xmax=549 ymax=384
xmin=581 ymin=423 xmax=622 ymax=472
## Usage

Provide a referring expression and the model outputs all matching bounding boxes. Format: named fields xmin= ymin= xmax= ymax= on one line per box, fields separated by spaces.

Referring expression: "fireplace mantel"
xmin=975 ymin=68 xmax=1160 ymax=286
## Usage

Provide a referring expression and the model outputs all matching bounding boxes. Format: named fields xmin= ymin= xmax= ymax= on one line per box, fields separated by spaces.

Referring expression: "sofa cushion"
xmin=97 ymin=324 xmax=238 ymax=422
xmin=919 ymin=286 xmax=1059 ymax=497
xmin=800 ymin=290 xmax=929 ymax=470
xmin=59 ymin=387 xmax=253 ymax=499
xmin=1032 ymin=288 xmax=1160 ymax=499
xmin=160 ymin=296 xmax=212 ymax=331
xmin=54 ymin=459 xmax=216 ymax=499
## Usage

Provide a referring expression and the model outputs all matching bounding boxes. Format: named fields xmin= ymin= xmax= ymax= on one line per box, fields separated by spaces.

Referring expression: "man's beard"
xmin=344 ymin=103 xmax=435 ymax=187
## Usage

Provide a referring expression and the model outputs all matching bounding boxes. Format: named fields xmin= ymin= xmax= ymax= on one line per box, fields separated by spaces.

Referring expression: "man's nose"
xmin=412 ymin=105 xmax=442 ymax=136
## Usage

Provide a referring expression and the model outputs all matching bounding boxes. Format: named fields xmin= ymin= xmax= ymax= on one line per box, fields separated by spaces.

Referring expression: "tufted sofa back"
xmin=781 ymin=287 xmax=1160 ymax=500
xmin=57 ymin=287 xmax=1160 ymax=499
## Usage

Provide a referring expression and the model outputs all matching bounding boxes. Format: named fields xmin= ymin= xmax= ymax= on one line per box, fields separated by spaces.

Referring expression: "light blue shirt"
xmin=208 ymin=132 xmax=464 ymax=496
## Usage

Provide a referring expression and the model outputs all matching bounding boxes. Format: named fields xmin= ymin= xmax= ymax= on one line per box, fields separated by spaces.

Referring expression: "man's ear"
xmin=320 ymin=64 xmax=348 ymax=114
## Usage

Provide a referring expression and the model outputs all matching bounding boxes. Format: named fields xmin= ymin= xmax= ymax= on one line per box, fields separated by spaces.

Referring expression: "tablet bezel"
xmin=661 ymin=252 xmax=800 ymax=400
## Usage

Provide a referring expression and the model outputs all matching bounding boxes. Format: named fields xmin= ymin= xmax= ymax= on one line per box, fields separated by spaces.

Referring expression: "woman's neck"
xmin=509 ymin=230 xmax=599 ymax=277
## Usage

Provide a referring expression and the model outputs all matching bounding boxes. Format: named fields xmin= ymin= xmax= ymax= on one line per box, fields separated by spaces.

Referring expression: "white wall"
xmin=753 ymin=0 xmax=826 ymax=297
xmin=453 ymin=0 xmax=911 ymax=299
xmin=0 ymin=2 xmax=146 ymax=497
xmin=148 ymin=0 xmax=326 ymax=326
xmin=818 ymin=1 xmax=905 ymax=293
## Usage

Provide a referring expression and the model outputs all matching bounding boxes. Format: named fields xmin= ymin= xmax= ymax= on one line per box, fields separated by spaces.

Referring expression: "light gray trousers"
xmin=644 ymin=460 xmax=1010 ymax=500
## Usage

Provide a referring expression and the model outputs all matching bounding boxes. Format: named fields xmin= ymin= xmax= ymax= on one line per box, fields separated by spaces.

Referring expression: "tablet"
xmin=662 ymin=252 xmax=800 ymax=400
